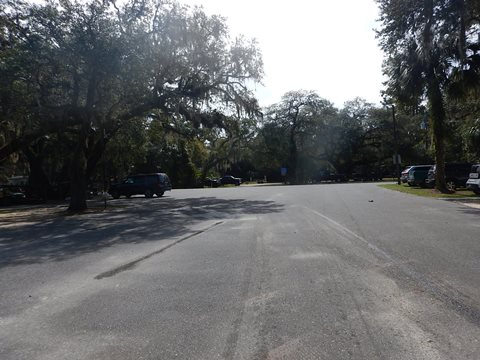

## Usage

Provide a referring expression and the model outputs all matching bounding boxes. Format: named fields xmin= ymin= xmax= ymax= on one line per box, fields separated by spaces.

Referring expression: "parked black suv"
xmin=109 ymin=173 xmax=171 ymax=199
xmin=425 ymin=163 xmax=472 ymax=190
xmin=219 ymin=175 xmax=241 ymax=186
xmin=0 ymin=185 xmax=26 ymax=206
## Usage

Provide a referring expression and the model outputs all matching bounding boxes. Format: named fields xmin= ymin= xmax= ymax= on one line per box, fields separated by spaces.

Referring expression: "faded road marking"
xmin=95 ymin=221 xmax=224 ymax=279
xmin=297 ymin=204 xmax=480 ymax=327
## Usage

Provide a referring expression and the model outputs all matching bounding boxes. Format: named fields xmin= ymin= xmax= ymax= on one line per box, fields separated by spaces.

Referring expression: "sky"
xmin=179 ymin=0 xmax=386 ymax=109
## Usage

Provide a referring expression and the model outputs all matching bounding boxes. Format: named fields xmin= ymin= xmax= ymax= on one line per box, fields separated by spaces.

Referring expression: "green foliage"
xmin=251 ymin=122 xmax=289 ymax=180
xmin=253 ymin=93 xmax=428 ymax=183
xmin=102 ymin=117 xmax=149 ymax=181
xmin=261 ymin=90 xmax=336 ymax=183
xmin=446 ymin=96 xmax=480 ymax=161
xmin=376 ymin=0 xmax=480 ymax=191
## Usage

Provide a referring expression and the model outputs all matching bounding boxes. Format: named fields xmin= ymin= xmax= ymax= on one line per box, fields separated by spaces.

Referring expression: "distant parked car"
xmin=407 ymin=165 xmax=433 ymax=187
xmin=425 ymin=163 xmax=472 ymax=190
xmin=400 ymin=166 xmax=413 ymax=183
xmin=0 ymin=185 xmax=26 ymax=206
xmin=316 ymin=172 xmax=348 ymax=183
xmin=219 ymin=175 xmax=241 ymax=186
xmin=351 ymin=169 xmax=383 ymax=182
xmin=109 ymin=173 xmax=172 ymax=199
xmin=335 ymin=173 xmax=348 ymax=182
xmin=7 ymin=176 xmax=28 ymax=186
xmin=204 ymin=177 xmax=220 ymax=187
xmin=466 ymin=164 xmax=480 ymax=195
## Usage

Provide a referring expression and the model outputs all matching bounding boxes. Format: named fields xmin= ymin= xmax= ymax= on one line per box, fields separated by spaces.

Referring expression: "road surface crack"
xmin=94 ymin=221 xmax=224 ymax=280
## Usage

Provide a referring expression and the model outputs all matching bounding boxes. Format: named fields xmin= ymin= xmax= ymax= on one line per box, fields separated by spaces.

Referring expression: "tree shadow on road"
xmin=0 ymin=196 xmax=284 ymax=268
xmin=455 ymin=207 xmax=480 ymax=216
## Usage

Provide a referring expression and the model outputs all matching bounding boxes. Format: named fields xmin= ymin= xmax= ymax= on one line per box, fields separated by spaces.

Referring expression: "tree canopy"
xmin=0 ymin=0 xmax=263 ymax=210
xmin=376 ymin=0 xmax=480 ymax=191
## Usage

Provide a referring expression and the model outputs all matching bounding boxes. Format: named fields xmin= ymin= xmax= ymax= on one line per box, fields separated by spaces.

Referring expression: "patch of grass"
xmin=378 ymin=184 xmax=479 ymax=198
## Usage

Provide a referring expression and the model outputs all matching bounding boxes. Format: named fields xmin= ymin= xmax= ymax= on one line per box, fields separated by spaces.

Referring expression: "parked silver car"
xmin=466 ymin=164 xmax=480 ymax=195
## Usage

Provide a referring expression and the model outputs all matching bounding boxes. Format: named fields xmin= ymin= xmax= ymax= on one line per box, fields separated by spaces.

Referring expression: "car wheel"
xmin=126 ymin=194 xmax=132 ymax=198
xmin=156 ymin=191 xmax=164 ymax=197
xmin=111 ymin=191 xmax=120 ymax=199
xmin=446 ymin=180 xmax=456 ymax=191
xmin=144 ymin=189 xmax=154 ymax=198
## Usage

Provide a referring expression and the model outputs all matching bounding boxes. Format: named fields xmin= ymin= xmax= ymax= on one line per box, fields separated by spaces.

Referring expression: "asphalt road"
xmin=1 ymin=183 xmax=480 ymax=359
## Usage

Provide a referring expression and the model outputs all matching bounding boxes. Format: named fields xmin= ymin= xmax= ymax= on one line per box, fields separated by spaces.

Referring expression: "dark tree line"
xmin=250 ymin=93 xmax=434 ymax=185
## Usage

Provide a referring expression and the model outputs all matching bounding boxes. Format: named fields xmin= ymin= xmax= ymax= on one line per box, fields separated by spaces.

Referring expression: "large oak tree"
xmin=263 ymin=90 xmax=336 ymax=184
xmin=0 ymin=0 xmax=263 ymax=210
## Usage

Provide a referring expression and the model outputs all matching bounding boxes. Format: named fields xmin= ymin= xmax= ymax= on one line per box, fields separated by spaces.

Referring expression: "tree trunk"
xmin=288 ymin=128 xmax=297 ymax=184
xmin=428 ymin=70 xmax=448 ymax=193
xmin=68 ymin=130 xmax=89 ymax=212
xmin=68 ymin=154 xmax=88 ymax=211
xmin=24 ymin=147 xmax=51 ymax=200
xmin=423 ymin=0 xmax=448 ymax=193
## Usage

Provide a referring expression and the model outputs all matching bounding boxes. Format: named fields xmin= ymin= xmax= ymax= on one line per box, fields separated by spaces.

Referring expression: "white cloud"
xmin=179 ymin=0 xmax=386 ymax=108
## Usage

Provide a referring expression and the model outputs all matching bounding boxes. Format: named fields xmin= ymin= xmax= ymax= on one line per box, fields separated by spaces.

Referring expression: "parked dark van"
xmin=425 ymin=163 xmax=472 ymax=190
xmin=109 ymin=173 xmax=171 ymax=199
xmin=407 ymin=165 xmax=433 ymax=187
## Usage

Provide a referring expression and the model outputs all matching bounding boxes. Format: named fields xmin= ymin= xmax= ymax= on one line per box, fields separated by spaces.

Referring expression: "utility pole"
xmin=102 ymin=123 xmax=107 ymax=210
xmin=392 ymin=105 xmax=401 ymax=185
